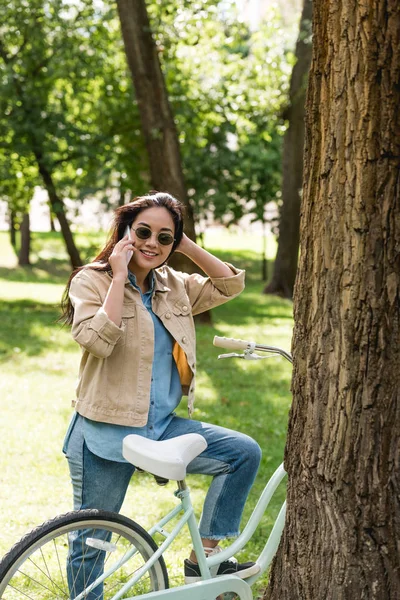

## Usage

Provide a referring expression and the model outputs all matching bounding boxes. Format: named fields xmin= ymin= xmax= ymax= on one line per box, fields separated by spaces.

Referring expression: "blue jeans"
xmin=65 ymin=415 xmax=261 ymax=597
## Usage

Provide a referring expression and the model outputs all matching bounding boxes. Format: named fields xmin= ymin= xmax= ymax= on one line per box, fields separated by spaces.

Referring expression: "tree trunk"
xmin=9 ymin=208 xmax=17 ymax=247
xmin=118 ymin=178 xmax=126 ymax=207
xmin=263 ymin=0 xmax=312 ymax=298
xmin=265 ymin=1 xmax=400 ymax=599
xmin=18 ymin=212 xmax=31 ymax=266
xmin=35 ymin=156 xmax=82 ymax=268
xmin=115 ymin=0 xmax=197 ymax=275
xmin=49 ymin=209 xmax=56 ymax=232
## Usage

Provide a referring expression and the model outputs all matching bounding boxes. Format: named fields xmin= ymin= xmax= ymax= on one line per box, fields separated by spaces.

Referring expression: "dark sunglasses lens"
xmin=158 ymin=233 xmax=174 ymax=245
xmin=135 ymin=227 xmax=152 ymax=240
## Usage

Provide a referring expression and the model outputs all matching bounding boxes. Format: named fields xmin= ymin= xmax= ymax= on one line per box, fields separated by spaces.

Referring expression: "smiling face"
xmin=128 ymin=207 xmax=175 ymax=277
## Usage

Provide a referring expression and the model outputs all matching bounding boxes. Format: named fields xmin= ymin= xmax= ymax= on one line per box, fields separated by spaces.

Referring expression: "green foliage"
xmin=1 ymin=0 xmax=299 ymax=238
xmin=0 ymin=152 xmax=38 ymax=214
xmin=0 ymin=0 xmax=147 ymax=218
xmin=150 ymin=1 xmax=296 ymax=227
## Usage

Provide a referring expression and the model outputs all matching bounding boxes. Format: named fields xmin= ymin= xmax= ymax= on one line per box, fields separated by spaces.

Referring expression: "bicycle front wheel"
xmin=0 ymin=509 xmax=169 ymax=599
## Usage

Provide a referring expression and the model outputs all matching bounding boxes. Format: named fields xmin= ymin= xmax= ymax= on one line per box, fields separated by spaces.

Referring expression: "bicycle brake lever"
xmin=218 ymin=351 xmax=281 ymax=360
xmin=217 ymin=352 xmax=245 ymax=359
xmin=243 ymin=352 xmax=280 ymax=360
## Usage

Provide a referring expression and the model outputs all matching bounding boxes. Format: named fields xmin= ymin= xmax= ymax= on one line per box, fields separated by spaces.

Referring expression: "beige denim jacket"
xmin=69 ymin=263 xmax=245 ymax=426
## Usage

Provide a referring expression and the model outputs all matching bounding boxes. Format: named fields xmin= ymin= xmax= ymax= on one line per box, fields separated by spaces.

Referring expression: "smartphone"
xmin=124 ymin=225 xmax=134 ymax=264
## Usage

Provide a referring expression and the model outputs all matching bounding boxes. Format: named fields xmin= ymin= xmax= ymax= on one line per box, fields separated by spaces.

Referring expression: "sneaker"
xmin=184 ymin=552 xmax=260 ymax=584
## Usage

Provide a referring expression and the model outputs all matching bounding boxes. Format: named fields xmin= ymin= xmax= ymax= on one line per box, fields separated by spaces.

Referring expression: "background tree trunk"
xmin=263 ymin=0 xmax=312 ymax=298
xmin=9 ymin=208 xmax=16 ymax=248
xmin=116 ymin=0 xmax=197 ymax=275
xmin=18 ymin=212 xmax=31 ymax=266
xmin=49 ymin=210 xmax=56 ymax=232
xmin=265 ymin=1 xmax=400 ymax=598
xmin=35 ymin=156 xmax=82 ymax=268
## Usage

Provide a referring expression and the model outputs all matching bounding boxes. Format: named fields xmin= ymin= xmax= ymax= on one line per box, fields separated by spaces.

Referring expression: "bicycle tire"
xmin=0 ymin=509 xmax=169 ymax=599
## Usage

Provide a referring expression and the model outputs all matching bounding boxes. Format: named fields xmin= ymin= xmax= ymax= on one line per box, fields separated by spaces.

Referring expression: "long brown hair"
xmin=60 ymin=192 xmax=184 ymax=325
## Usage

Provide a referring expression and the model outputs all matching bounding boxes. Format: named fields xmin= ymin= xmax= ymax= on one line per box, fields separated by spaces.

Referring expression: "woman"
xmin=62 ymin=191 xmax=261 ymax=595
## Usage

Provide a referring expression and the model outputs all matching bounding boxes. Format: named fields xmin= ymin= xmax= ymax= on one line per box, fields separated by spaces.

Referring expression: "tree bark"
xmin=49 ymin=210 xmax=56 ymax=232
xmin=265 ymin=1 xmax=400 ymax=598
xmin=35 ymin=155 xmax=82 ymax=268
xmin=9 ymin=208 xmax=17 ymax=248
xmin=115 ymin=0 xmax=197 ymax=274
xmin=18 ymin=212 xmax=31 ymax=266
xmin=263 ymin=0 xmax=312 ymax=298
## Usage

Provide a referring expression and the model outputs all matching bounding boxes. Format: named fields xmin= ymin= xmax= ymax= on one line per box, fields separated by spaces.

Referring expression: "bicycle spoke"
xmin=14 ymin=569 xmax=64 ymax=596
xmin=6 ymin=582 xmax=40 ymax=600
xmin=53 ymin=537 xmax=67 ymax=592
xmin=39 ymin=544 xmax=68 ymax=597
xmin=101 ymin=566 xmax=147 ymax=596
xmin=67 ymin=533 xmax=86 ymax=598
xmin=103 ymin=533 xmax=122 ymax=568
xmin=84 ymin=529 xmax=111 ymax=588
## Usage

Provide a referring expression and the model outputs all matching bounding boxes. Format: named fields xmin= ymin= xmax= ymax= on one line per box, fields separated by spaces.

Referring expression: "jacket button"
xmin=182 ymin=336 xmax=187 ymax=344
xmin=165 ymin=312 xmax=171 ymax=319
xmin=182 ymin=305 xmax=188 ymax=312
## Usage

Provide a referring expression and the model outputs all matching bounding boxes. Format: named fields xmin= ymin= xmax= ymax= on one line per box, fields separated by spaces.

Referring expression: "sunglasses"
xmin=131 ymin=226 xmax=175 ymax=246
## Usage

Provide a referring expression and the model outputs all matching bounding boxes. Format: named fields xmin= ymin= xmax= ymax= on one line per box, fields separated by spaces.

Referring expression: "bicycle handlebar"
xmin=213 ymin=336 xmax=253 ymax=350
xmin=213 ymin=335 xmax=293 ymax=363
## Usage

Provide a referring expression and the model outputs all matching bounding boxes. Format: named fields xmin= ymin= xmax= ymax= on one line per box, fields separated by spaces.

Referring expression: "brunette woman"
xmin=62 ymin=192 xmax=261 ymax=596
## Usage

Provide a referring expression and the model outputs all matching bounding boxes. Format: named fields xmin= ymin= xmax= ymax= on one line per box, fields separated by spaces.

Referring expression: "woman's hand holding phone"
xmin=108 ymin=226 xmax=135 ymax=279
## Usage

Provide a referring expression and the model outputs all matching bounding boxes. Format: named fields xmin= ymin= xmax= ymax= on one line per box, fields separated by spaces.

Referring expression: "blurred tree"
xmin=0 ymin=0 xmax=83 ymax=266
xmin=9 ymin=209 xmax=17 ymax=247
xmin=263 ymin=0 xmax=312 ymax=298
xmin=0 ymin=0 xmax=145 ymax=267
xmin=158 ymin=5 xmax=294 ymax=236
xmin=0 ymin=150 xmax=38 ymax=255
xmin=264 ymin=0 xmax=400 ymax=597
xmin=115 ymin=0 xmax=294 ymax=282
xmin=1 ymin=0 xmax=296 ymax=273
xmin=18 ymin=212 xmax=31 ymax=265
xmin=115 ymin=0 xmax=197 ymax=275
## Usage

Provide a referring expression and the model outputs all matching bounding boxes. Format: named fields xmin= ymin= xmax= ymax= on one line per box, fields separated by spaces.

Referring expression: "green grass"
xmin=0 ymin=229 xmax=292 ymax=598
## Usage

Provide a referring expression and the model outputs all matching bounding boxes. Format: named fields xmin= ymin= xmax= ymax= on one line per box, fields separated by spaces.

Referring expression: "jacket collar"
xmin=106 ymin=266 xmax=171 ymax=293
xmin=153 ymin=268 xmax=171 ymax=293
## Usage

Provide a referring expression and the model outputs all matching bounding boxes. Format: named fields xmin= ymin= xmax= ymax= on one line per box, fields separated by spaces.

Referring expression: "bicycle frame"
xmin=73 ymin=338 xmax=291 ymax=600
xmin=72 ymin=463 xmax=286 ymax=600
xmin=149 ymin=462 xmax=287 ymax=588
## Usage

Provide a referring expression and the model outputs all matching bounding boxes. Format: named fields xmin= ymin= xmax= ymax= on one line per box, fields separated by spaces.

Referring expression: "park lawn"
xmin=0 ymin=229 xmax=292 ymax=597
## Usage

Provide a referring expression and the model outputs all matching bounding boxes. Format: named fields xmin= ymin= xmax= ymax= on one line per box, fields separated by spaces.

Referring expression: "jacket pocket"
xmin=170 ymin=295 xmax=195 ymax=358
xmin=120 ymin=303 xmax=137 ymax=352
xmin=121 ymin=303 xmax=136 ymax=319
xmin=172 ymin=294 xmax=191 ymax=317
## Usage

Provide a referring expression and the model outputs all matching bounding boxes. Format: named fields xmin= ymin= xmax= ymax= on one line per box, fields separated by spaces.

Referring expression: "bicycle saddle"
xmin=123 ymin=433 xmax=208 ymax=481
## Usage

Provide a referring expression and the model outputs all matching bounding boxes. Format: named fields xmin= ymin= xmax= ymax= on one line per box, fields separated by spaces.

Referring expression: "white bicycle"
xmin=0 ymin=335 xmax=291 ymax=600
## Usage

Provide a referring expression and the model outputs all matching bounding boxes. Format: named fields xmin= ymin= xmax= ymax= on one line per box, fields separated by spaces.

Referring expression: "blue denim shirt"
xmin=66 ymin=270 xmax=182 ymax=463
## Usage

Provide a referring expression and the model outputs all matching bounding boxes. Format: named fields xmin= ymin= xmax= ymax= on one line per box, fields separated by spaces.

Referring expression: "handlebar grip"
xmin=213 ymin=336 xmax=254 ymax=350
